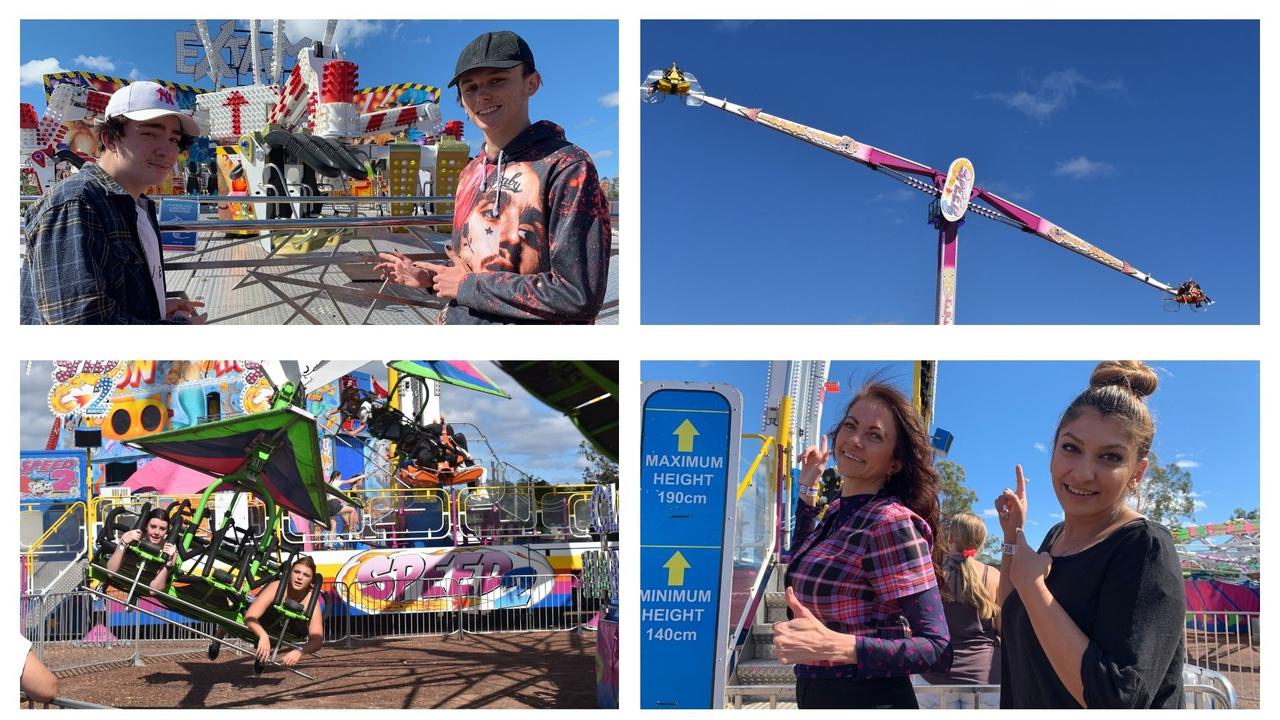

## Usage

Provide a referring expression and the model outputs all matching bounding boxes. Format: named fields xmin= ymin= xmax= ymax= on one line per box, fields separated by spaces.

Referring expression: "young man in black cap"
xmin=376 ymin=30 xmax=612 ymax=324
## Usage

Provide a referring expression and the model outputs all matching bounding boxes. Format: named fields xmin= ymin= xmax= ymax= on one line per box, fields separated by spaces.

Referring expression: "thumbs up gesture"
xmin=773 ymin=587 xmax=849 ymax=665
xmin=1009 ymin=527 xmax=1053 ymax=594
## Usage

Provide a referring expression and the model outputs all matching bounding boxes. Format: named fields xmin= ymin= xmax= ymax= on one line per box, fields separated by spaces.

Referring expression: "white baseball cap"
xmin=104 ymin=80 xmax=201 ymax=137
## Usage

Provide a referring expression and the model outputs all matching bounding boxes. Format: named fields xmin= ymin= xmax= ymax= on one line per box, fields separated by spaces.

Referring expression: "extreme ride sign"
xmin=640 ymin=382 xmax=742 ymax=709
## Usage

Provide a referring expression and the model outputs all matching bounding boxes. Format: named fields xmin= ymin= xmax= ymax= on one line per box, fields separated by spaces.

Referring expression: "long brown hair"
xmin=829 ymin=380 xmax=942 ymax=572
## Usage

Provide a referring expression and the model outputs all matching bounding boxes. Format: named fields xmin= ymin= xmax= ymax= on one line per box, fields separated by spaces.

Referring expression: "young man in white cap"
xmin=376 ymin=30 xmax=612 ymax=324
xmin=21 ymin=80 xmax=207 ymax=324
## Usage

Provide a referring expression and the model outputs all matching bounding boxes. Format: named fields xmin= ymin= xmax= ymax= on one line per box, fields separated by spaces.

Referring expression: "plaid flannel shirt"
xmin=21 ymin=162 xmax=173 ymax=324
xmin=786 ymin=492 xmax=941 ymax=678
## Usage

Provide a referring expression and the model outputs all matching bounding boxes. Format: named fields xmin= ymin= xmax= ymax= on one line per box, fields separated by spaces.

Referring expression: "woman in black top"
xmin=994 ymin=361 xmax=1185 ymax=708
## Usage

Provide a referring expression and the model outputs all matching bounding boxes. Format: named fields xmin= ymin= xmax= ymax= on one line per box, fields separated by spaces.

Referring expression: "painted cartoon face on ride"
xmin=144 ymin=517 xmax=169 ymax=545
xmin=458 ymin=169 xmax=545 ymax=275
xmin=831 ymin=399 xmax=901 ymax=487
xmin=290 ymin=562 xmax=315 ymax=592
xmin=1050 ymin=407 xmax=1148 ymax=520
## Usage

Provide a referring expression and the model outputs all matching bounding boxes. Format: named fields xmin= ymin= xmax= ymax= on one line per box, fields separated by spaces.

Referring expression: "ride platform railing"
xmin=23 ymin=573 xmax=601 ymax=676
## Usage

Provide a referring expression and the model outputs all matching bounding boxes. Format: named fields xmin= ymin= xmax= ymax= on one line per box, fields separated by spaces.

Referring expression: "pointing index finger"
xmin=1015 ymin=464 xmax=1026 ymax=498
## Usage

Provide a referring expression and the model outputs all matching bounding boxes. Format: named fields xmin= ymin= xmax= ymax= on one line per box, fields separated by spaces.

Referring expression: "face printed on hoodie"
xmin=458 ymin=164 xmax=545 ymax=274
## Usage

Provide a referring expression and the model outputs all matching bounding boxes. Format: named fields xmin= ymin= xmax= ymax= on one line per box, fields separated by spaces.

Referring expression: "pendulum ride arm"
xmin=651 ymin=68 xmax=1202 ymax=301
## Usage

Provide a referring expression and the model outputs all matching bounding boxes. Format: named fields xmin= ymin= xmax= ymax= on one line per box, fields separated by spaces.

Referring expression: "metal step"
xmin=725 ymin=684 xmax=796 ymax=709
xmin=735 ymin=657 xmax=796 ymax=685
xmin=752 ymin=624 xmax=778 ymax=659
xmin=764 ymin=590 xmax=789 ymax=622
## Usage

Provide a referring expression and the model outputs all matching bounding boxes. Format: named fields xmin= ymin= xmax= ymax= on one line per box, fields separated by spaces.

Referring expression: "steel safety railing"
xmin=728 ymin=676 xmax=1236 ymax=710
xmin=22 ymin=502 xmax=86 ymax=556
xmin=283 ymin=486 xmax=454 ymax=549
xmin=21 ymin=589 xmax=223 ymax=673
xmin=21 ymin=694 xmax=116 ymax=709
xmin=727 ymin=434 xmax=781 ymax=679
xmin=1184 ymin=611 xmax=1256 ymax=707
xmin=328 ymin=575 xmax=597 ymax=644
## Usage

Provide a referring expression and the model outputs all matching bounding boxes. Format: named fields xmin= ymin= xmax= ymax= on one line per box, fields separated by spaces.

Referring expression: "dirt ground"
xmin=49 ymin=632 xmax=600 ymax=709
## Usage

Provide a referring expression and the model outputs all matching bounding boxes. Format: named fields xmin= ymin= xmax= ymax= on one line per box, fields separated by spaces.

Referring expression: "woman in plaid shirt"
xmin=774 ymin=381 xmax=952 ymax=708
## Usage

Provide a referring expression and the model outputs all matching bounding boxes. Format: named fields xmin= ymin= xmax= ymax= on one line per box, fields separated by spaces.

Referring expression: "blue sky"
xmin=20 ymin=361 xmax=598 ymax=485
xmin=20 ymin=19 xmax=618 ymax=177
xmin=641 ymin=21 xmax=1259 ymax=324
xmin=641 ymin=361 xmax=1259 ymax=548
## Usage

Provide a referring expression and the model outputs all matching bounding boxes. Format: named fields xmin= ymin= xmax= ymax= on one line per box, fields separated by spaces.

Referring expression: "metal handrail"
xmin=22 ymin=502 xmax=86 ymax=586
xmin=737 ymin=434 xmax=775 ymax=502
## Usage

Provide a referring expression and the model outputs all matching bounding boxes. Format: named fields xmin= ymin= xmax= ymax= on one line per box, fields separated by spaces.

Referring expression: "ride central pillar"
xmin=929 ymin=201 xmax=962 ymax=326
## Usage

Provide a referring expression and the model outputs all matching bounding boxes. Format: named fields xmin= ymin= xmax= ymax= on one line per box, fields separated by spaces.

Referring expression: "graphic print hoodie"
xmin=444 ymin=120 xmax=612 ymax=324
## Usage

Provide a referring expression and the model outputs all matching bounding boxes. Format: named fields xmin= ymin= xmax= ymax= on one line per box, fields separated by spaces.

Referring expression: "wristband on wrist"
xmin=1001 ymin=543 xmax=1018 ymax=555
xmin=799 ymin=482 xmax=821 ymax=498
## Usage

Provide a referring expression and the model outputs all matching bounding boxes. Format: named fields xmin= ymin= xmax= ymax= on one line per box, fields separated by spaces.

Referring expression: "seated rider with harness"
xmin=105 ymin=507 xmax=177 ymax=593
xmin=399 ymin=418 xmax=484 ymax=488
xmin=208 ymin=555 xmax=325 ymax=673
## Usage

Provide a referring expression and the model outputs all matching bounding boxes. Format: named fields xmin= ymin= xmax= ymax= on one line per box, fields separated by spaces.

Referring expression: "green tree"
xmin=579 ymin=440 xmax=618 ymax=485
xmin=1231 ymin=507 xmax=1260 ymax=521
xmin=979 ymin=536 xmax=1004 ymax=567
xmin=1135 ymin=453 xmax=1196 ymax=528
xmin=937 ymin=459 xmax=977 ymax=518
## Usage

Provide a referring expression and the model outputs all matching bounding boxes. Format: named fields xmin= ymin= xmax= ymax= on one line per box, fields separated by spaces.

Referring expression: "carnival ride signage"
xmin=331 ymin=546 xmax=567 ymax=614
xmin=175 ymin=20 xmax=316 ymax=84
xmin=20 ymin=451 xmax=88 ymax=503
xmin=640 ymin=382 xmax=742 ymax=709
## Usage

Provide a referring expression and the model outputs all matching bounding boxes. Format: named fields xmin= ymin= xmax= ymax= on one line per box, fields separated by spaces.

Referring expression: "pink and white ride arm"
xmin=693 ymin=91 xmax=1179 ymax=297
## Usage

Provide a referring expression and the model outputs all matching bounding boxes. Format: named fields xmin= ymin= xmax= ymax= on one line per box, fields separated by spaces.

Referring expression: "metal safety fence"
xmin=1184 ymin=611 xmax=1258 ymax=707
xmin=23 ymin=573 xmax=603 ymax=675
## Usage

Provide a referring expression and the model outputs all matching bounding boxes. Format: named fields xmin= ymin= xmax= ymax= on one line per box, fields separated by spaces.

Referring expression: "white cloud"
xmin=74 ymin=54 xmax=115 ymax=72
xmin=982 ymin=508 xmax=998 ymax=518
xmin=715 ymin=21 xmax=755 ymax=33
xmin=21 ymin=57 xmax=66 ymax=87
xmin=977 ymin=69 xmax=1125 ymax=121
xmin=20 ymin=362 xmax=55 ymax=450
xmin=283 ymin=20 xmax=387 ymax=49
xmin=1175 ymin=459 xmax=1201 ymax=469
xmin=1194 ymin=499 xmax=1208 ymax=511
xmin=598 ymin=91 xmax=619 ymax=108
xmin=436 ymin=362 xmax=593 ymax=484
xmin=592 ymin=149 xmax=615 ymax=160
xmin=1049 ymin=511 xmax=1065 ymax=520
xmin=1033 ymin=442 xmax=1047 ymax=453
xmin=1054 ymin=156 xmax=1115 ymax=179
xmin=128 ymin=67 xmax=142 ymax=81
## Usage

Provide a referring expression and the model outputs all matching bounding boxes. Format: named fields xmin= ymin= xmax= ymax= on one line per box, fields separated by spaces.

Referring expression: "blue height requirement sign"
xmin=640 ymin=384 xmax=740 ymax=708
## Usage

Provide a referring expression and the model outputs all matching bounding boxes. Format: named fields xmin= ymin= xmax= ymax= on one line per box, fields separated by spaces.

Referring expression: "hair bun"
xmin=1089 ymin=361 xmax=1158 ymax=399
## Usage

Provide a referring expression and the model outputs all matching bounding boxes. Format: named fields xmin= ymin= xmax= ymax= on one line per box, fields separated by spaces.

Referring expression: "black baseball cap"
xmin=449 ymin=31 xmax=536 ymax=88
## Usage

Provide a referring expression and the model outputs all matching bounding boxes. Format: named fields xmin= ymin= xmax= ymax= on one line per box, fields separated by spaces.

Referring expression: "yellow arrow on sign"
xmin=664 ymin=551 xmax=691 ymax=586
xmin=673 ymin=419 xmax=699 ymax=453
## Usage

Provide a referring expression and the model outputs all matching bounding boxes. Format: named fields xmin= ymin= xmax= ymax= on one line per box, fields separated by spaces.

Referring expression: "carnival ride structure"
xmin=83 ymin=362 xmax=368 ymax=677
xmin=642 ymin=65 xmax=1212 ymax=325
xmin=19 ymin=21 xmax=485 ymax=324
xmin=40 ymin=361 xmax=617 ymax=664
